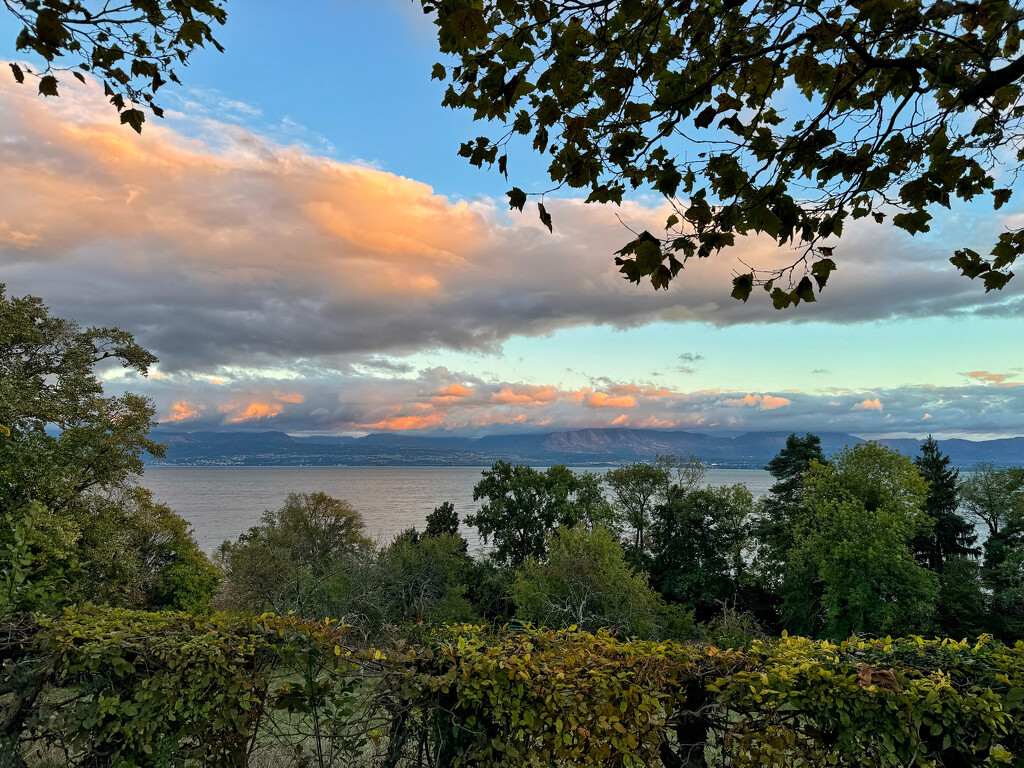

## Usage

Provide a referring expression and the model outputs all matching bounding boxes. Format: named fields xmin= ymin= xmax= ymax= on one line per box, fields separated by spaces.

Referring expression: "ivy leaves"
xmin=4 ymin=0 xmax=227 ymax=133
xmin=426 ymin=0 xmax=1024 ymax=307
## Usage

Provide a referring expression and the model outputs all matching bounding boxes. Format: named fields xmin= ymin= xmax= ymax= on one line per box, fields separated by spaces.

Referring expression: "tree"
xmin=426 ymin=0 xmax=1024 ymax=302
xmin=782 ymin=444 xmax=938 ymax=638
xmin=465 ymin=461 xmax=612 ymax=567
xmin=603 ymin=461 xmax=669 ymax=552
xmin=424 ymin=500 xmax=460 ymax=539
xmin=76 ymin=486 xmax=220 ymax=614
xmin=217 ymin=492 xmax=372 ymax=618
xmin=512 ymin=525 xmax=661 ymax=638
xmin=913 ymin=436 xmax=978 ymax=571
xmin=648 ymin=483 xmax=753 ymax=621
xmin=755 ymin=433 xmax=828 ymax=588
xmin=0 ymin=285 xmax=193 ymax=614
xmin=3 ymin=0 xmax=226 ymax=133
xmin=960 ymin=463 xmax=1024 ymax=635
xmin=959 ymin=462 xmax=1024 ymax=539
xmin=376 ymin=528 xmax=476 ymax=627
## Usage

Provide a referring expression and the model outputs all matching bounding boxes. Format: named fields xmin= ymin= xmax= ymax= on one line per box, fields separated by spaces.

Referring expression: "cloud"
xmin=96 ymin=363 xmax=1024 ymax=438
xmin=165 ymin=401 xmax=201 ymax=423
xmin=585 ymin=392 xmax=637 ymax=408
xmin=725 ymin=393 xmax=793 ymax=410
xmin=678 ymin=353 xmax=704 ymax=362
xmin=966 ymin=371 xmax=1022 ymax=387
xmin=2 ymin=72 xmax=1021 ymax=377
xmin=811 ymin=369 xmax=832 ymax=375
xmin=854 ymin=398 xmax=884 ymax=411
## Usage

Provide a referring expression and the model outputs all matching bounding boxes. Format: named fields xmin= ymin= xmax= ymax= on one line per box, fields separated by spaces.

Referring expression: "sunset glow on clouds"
xmin=1 ymin=57 xmax=1024 ymax=439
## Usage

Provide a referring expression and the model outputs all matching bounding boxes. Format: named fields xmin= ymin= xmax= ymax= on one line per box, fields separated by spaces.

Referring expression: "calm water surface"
xmin=142 ymin=466 xmax=774 ymax=553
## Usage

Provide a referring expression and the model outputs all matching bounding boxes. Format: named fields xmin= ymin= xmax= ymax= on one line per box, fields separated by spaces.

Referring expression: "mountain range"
xmin=144 ymin=428 xmax=1024 ymax=468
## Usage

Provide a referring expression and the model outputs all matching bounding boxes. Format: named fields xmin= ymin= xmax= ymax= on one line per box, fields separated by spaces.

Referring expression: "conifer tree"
xmin=913 ymin=436 xmax=978 ymax=571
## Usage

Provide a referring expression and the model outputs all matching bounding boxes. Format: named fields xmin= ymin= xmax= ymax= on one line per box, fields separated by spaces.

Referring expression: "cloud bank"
xmin=1 ymin=73 xmax=1021 ymax=378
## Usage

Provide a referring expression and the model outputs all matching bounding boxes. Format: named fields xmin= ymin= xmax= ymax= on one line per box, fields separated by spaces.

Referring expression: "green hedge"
xmin=1 ymin=606 xmax=1022 ymax=767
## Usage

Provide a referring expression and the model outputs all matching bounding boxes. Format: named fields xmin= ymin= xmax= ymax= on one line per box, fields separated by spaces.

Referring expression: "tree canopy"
xmin=782 ymin=443 xmax=937 ymax=638
xmin=465 ymin=461 xmax=612 ymax=567
xmin=426 ymin=0 xmax=1024 ymax=304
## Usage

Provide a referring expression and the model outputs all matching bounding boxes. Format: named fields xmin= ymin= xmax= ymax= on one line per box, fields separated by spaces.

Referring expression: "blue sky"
xmin=1 ymin=1 xmax=1023 ymax=439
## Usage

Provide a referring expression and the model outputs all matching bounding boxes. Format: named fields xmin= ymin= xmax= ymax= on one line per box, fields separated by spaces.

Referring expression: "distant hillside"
xmin=144 ymin=428 xmax=1024 ymax=468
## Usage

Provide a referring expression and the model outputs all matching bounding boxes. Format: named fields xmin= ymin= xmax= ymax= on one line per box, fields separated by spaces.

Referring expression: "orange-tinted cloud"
xmin=612 ymin=414 xmax=629 ymax=426
xmin=726 ymin=393 xmax=792 ymax=410
xmin=361 ymin=413 xmax=446 ymax=431
xmin=586 ymin=392 xmax=637 ymax=408
xmin=490 ymin=385 xmax=559 ymax=405
xmin=275 ymin=392 xmax=305 ymax=404
xmin=432 ymin=383 xmax=475 ymax=403
xmin=967 ymin=371 xmax=1022 ymax=387
xmin=923 ymin=413 xmax=933 ymax=419
xmin=220 ymin=402 xmax=284 ymax=423
xmin=854 ymin=398 xmax=883 ymax=411
xmin=165 ymin=400 xmax=201 ymax=422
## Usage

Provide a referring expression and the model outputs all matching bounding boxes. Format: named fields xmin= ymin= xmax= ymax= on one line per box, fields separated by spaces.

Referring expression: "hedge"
xmin=1 ymin=606 xmax=1022 ymax=767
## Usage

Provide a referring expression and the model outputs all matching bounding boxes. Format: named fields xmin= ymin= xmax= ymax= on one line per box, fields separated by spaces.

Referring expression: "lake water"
xmin=141 ymin=466 xmax=775 ymax=553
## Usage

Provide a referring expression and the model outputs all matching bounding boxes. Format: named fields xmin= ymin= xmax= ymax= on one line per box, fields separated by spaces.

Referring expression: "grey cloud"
xmin=1 ymin=77 xmax=1021 ymax=377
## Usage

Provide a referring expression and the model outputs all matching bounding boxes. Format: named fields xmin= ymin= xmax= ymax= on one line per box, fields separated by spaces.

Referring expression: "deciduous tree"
xmin=465 ymin=461 xmax=612 ymax=567
xmin=782 ymin=443 xmax=938 ymax=638
xmin=512 ymin=524 xmax=661 ymax=638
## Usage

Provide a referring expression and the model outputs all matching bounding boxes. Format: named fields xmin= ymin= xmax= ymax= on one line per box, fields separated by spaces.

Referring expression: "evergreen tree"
xmin=755 ymin=434 xmax=827 ymax=589
xmin=913 ymin=436 xmax=978 ymax=571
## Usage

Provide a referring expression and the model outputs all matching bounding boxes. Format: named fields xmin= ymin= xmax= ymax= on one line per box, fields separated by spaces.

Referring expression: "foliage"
xmin=425 ymin=0 xmax=1024 ymax=301
xmin=217 ymin=492 xmax=372 ymax=619
xmin=961 ymin=463 xmax=1024 ymax=538
xmin=914 ymin=435 xmax=978 ymax=570
xmin=0 ymin=285 xmax=162 ymax=515
xmin=465 ymin=461 xmax=613 ymax=567
xmin=649 ymin=483 xmax=753 ymax=621
xmin=511 ymin=525 xmax=662 ymax=638
xmin=424 ymin=500 xmax=461 ymax=539
xmin=5 ymin=606 xmax=1024 ymax=767
xmin=3 ymin=0 xmax=227 ymax=133
xmin=783 ymin=444 xmax=938 ymax=639
xmin=0 ymin=286 xmax=215 ymax=617
xmin=604 ymin=461 xmax=669 ymax=553
xmin=960 ymin=463 xmax=1024 ymax=639
xmin=377 ymin=528 xmax=477 ymax=627
xmin=74 ymin=485 xmax=220 ymax=613
xmin=756 ymin=433 xmax=828 ymax=589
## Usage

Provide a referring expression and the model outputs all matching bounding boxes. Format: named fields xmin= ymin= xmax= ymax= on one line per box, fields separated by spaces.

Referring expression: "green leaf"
xmin=993 ymin=189 xmax=1012 ymax=209
xmin=431 ymin=63 xmax=446 ymax=81
xmin=9 ymin=63 xmax=24 ymax=84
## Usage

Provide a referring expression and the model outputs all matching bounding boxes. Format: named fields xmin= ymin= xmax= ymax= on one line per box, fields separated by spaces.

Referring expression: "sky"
xmin=1 ymin=1 xmax=1023 ymax=440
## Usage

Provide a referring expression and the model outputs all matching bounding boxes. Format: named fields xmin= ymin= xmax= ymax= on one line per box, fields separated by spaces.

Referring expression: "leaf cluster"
xmin=426 ymin=0 xmax=1024 ymax=303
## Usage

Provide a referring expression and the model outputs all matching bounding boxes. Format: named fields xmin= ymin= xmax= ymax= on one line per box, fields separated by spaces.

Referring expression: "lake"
xmin=141 ymin=466 xmax=775 ymax=553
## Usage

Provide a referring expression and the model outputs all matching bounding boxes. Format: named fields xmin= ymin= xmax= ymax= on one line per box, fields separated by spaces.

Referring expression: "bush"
xmin=3 ymin=607 xmax=1024 ymax=767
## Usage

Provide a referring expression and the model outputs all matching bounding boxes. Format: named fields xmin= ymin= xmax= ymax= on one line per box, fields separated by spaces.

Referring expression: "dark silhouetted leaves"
xmin=538 ymin=202 xmax=552 ymax=232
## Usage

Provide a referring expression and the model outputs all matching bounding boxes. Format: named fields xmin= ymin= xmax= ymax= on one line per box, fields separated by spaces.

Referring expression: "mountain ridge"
xmin=144 ymin=428 xmax=1024 ymax=468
